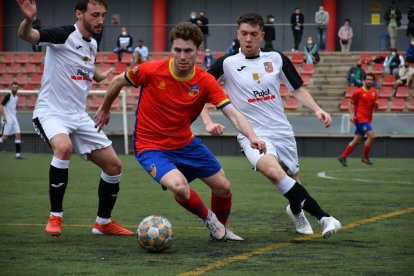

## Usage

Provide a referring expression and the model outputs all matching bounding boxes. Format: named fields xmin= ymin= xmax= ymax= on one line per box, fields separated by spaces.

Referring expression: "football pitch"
xmin=1 ymin=153 xmax=413 ymax=275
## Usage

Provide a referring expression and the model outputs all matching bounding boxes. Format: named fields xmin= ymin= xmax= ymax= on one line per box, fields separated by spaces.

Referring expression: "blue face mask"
xmin=391 ymin=52 xmax=396 ymax=56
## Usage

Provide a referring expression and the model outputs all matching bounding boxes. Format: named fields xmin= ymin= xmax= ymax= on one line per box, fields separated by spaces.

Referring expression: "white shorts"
xmin=32 ymin=111 xmax=112 ymax=160
xmin=238 ymin=135 xmax=299 ymax=175
xmin=1 ymin=116 xmax=21 ymax=136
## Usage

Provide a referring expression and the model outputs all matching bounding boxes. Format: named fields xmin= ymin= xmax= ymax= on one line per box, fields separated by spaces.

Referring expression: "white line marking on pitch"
xmin=317 ymin=169 xmax=412 ymax=184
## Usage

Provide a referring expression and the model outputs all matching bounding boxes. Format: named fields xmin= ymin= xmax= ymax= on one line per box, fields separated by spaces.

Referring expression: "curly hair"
xmin=169 ymin=22 xmax=203 ymax=49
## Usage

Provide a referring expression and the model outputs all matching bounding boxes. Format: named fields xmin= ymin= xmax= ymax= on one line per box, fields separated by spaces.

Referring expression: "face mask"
xmin=232 ymin=42 xmax=235 ymax=46
xmin=206 ymin=53 xmax=211 ymax=56
xmin=122 ymin=32 xmax=127 ymax=36
xmin=269 ymin=18 xmax=274 ymax=23
xmin=319 ymin=8 xmax=324 ymax=12
xmin=191 ymin=15 xmax=196 ymax=19
xmin=357 ymin=64 xmax=362 ymax=68
xmin=307 ymin=40 xmax=312 ymax=44
xmin=411 ymin=42 xmax=414 ymax=46
xmin=391 ymin=52 xmax=396 ymax=56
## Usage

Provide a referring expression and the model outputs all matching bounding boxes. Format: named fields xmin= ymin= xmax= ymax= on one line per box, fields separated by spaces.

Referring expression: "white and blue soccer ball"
xmin=137 ymin=215 xmax=174 ymax=253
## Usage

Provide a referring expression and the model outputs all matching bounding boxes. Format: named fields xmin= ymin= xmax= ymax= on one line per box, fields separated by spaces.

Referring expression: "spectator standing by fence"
xmin=384 ymin=0 xmax=402 ymax=49
xmin=315 ymin=5 xmax=329 ymax=51
xmin=290 ymin=8 xmax=304 ymax=52
xmin=263 ymin=15 xmax=276 ymax=50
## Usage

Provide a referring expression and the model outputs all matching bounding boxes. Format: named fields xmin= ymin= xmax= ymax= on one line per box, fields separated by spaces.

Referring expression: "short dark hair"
xmin=11 ymin=81 xmax=18 ymax=86
xmin=75 ymin=0 xmax=107 ymax=12
xmin=237 ymin=12 xmax=264 ymax=30
xmin=169 ymin=22 xmax=203 ymax=48
xmin=365 ymin=72 xmax=375 ymax=80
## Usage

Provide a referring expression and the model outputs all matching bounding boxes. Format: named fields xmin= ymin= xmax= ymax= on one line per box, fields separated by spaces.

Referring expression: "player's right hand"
xmin=205 ymin=123 xmax=225 ymax=136
xmin=94 ymin=108 xmax=111 ymax=132
xmin=250 ymin=138 xmax=266 ymax=154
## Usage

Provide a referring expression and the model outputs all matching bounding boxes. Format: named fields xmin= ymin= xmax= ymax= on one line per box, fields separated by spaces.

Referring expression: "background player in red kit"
xmin=95 ymin=22 xmax=266 ymax=241
xmin=338 ymin=73 xmax=378 ymax=166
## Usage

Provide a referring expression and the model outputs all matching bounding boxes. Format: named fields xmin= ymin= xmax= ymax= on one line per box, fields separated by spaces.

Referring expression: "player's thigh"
xmin=272 ymin=136 xmax=299 ymax=175
xmin=9 ymin=117 xmax=21 ymax=135
xmin=71 ymin=115 xmax=112 ymax=160
xmin=159 ymin=169 xmax=189 ymax=196
xmin=137 ymin=150 xmax=180 ymax=185
xmin=200 ymin=168 xmax=230 ymax=196
xmin=88 ymin=145 xmax=121 ymax=175
xmin=238 ymin=136 xmax=276 ymax=170
xmin=1 ymin=120 xmax=14 ymax=136
xmin=33 ymin=114 xmax=73 ymax=149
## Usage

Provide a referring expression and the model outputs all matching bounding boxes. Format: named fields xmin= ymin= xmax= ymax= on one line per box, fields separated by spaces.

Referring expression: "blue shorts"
xmin=354 ymin=122 xmax=373 ymax=136
xmin=136 ymin=137 xmax=222 ymax=184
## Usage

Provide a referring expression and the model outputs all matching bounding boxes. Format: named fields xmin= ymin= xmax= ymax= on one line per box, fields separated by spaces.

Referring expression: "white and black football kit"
xmin=1 ymin=93 xmax=21 ymax=136
xmin=32 ymin=24 xmax=111 ymax=159
xmin=208 ymin=50 xmax=303 ymax=174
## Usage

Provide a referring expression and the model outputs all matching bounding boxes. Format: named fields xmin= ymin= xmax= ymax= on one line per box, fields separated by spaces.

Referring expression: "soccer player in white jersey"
xmin=16 ymin=0 xmax=133 ymax=237
xmin=0 ymin=81 xmax=25 ymax=159
xmin=201 ymin=12 xmax=341 ymax=239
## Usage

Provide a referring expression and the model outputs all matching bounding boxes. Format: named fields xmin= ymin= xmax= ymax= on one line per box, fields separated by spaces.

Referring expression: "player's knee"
xmin=171 ymin=181 xmax=190 ymax=200
xmin=104 ymin=158 xmax=122 ymax=175
xmin=54 ymin=143 xmax=73 ymax=159
xmin=213 ymin=178 xmax=231 ymax=197
xmin=262 ymin=165 xmax=285 ymax=182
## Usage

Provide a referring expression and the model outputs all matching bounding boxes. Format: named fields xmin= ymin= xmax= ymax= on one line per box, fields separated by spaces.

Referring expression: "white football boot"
xmin=204 ymin=210 xmax=226 ymax=240
xmin=319 ymin=216 xmax=342 ymax=239
xmin=204 ymin=210 xmax=243 ymax=241
xmin=286 ymin=204 xmax=314 ymax=235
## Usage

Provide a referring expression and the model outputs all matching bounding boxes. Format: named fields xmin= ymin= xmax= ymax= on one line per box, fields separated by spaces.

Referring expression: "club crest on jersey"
xmin=149 ymin=164 xmax=157 ymax=178
xmin=131 ymin=66 xmax=139 ymax=75
xmin=252 ymin=73 xmax=260 ymax=84
xmin=263 ymin=62 xmax=273 ymax=73
xmin=188 ymin=85 xmax=199 ymax=97
xmin=82 ymin=56 xmax=91 ymax=63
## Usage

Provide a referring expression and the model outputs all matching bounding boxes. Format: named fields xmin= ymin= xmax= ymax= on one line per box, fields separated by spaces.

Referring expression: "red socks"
xmin=341 ymin=144 xmax=355 ymax=158
xmin=176 ymin=188 xmax=209 ymax=220
xmin=211 ymin=192 xmax=232 ymax=226
xmin=363 ymin=144 xmax=371 ymax=158
xmin=176 ymin=189 xmax=232 ymax=225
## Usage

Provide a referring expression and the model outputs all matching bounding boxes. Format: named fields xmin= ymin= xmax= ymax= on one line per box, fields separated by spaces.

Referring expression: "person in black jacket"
xmin=290 ymin=8 xmax=304 ymax=52
xmin=113 ymin=27 xmax=133 ymax=61
xmin=197 ymin=11 xmax=209 ymax=49
xmin=263 ymin=15 xmax=275 ymax=50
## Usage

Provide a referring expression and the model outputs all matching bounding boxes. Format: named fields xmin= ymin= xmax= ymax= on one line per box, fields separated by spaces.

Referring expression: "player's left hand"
xmin=94 ymin=108 xmax=111 ymax=132
xmin=250 ymin=138 xmax=266 ymax=154
xmin=316 ymin=109 xmax=332 ymax=128
xmin=205 ymin=122 xmax=225 ymax=136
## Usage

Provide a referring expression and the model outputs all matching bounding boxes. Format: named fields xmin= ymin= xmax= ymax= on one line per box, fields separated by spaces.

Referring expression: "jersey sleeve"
xmin=204 ymin=73 xmax=230 ymax=110
xmin=125 ymin=64 xmax=145 ymax=87
xmin=38 ymin=26 xmax=75 ymax=47
xmin=277 ymin=51 xmax=303 ymax=91
xmin=1 ymin=94 xmax=10 ymax=106
xmin=208 ymin=55 xmax=226 ymax=80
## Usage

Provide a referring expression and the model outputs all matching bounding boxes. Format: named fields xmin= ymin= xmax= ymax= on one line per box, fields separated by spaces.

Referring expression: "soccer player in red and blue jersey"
xmin=95 ymin=22 xmax=266 ymax=241
xmin=339 ymin=73 xmax=378 ymax=166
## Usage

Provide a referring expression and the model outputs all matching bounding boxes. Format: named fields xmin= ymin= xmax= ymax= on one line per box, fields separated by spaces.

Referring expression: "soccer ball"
xmin=136 ymin=215 xmax=174 ymax=253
